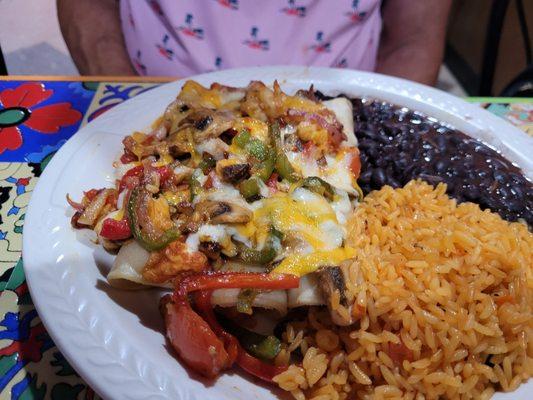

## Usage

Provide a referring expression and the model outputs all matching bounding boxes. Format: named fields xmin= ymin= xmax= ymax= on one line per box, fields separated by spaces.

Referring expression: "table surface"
xmin=0 ymin=77 xmax=531 ymax=400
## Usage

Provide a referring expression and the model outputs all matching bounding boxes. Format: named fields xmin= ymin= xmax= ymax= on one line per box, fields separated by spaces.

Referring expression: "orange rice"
xmin=274 ymin=180 xmax=533 ymax=399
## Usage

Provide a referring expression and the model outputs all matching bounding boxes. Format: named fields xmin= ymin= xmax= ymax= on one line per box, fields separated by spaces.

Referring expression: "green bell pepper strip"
xmin=237 ymin=229 xmax=279 ymax=264
xmin=254 ymin=148 xmax=276 ymax=182
xmin=239 ymin=176 xmax=261 ymax=199
xmin=198 ymin=154 xmax=216 ymax=174
xmin=189 ymin=170 xmax=203 ymax=202
xmin=246 ymin=335 xmax=282 ymax=360
xmin=234 ymin=130 xmax=268 ymax=161
xmin=236 ymin=288 xmax=259 ymax=315
xmin=274 ymin=152 xmax=299 ymax=182
xmin=238 ymin=243 xmax=277 ymax=265
xmin=217 ymin=313 xmax=282 ymax=360
xmin=233 ymin=130 xmax=251 ymax=148
xmin=247 ymin=138 xmax=268 ymax=161
xmin=269 ymin=122 xmax=300 ymax=182
xmin=300 ymin=176 xmax=335 ymax=200
xmin=127 ymin=187 xmax=180 ymax=251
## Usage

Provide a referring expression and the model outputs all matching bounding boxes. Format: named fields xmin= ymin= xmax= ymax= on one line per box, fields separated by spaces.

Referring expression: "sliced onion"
xmin=107 ymin=240 xmax=167 ymax=289
xmin=287 ymin=273 xmax=325 ymax=308
xmin=66 ymin=194 xmax=84 ymax=212
xmin=149 ymin=124 xmax=168 ymax=141
xmin=77 ymin=189 xmax=110 ymax=226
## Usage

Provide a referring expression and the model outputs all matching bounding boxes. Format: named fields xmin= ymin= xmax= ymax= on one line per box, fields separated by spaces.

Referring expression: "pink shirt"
xmin=120 ymin=0 xmax=382 ymax=76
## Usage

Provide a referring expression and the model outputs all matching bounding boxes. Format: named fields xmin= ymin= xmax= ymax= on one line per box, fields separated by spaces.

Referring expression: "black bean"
xmin=371 ymin=168 xmax=386 ymax=187
xmin=505 ymin=199 xmax=524 ymax=213
xmin=491 ymin=158 xmax=511 ymax=170
xmin=464 ymin=186 xmax=481 ymax=201
xmin=383 ymin=175 xmax=399 ymax=187
xmin=435 ymin=159 xmax=448 ymax=174
xmin=494 ymin=170 xmax=508 ymax=183
xmin=359 ymin=170 xmax=372 ymax=184
xmin=367 ymin=147 xmax=379 ymax=159
xmin=358 ymin=139 xmax=374 ymax=151
xmin=419 ymin=173 xmax=444 ymax=185
xmin=347 ymin=94 xmax=532 ymax=227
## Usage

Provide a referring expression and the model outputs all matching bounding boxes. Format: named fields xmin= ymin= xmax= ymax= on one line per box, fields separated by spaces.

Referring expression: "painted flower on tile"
xmin=0 ymin=83 xmax=82 ymax=155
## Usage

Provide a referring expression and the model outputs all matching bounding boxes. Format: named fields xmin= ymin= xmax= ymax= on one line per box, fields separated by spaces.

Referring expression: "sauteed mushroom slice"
xmin=180 ymin=109 xmax=236 ymax=142
xmin=194 ymin=200 xmax=252 ymax=224
xmin=317 ymin=264 xmax=355 ymax=326
xmin=221 ymin=163 xmax=251 ymax=184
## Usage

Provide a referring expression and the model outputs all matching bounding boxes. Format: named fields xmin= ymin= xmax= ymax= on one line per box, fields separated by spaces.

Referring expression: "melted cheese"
xmin=185 ymin=224 xmax=228 ymax=252
xmin=233 ymin=117 xmax=269 ymax=142
xmin=286 ymin=149 xmax=356 ymax=194
xmin=323 ymin=98 xmax=356 ymax=146
xmin=272 ymin=247 xmax=355 ymax=277
xmin=237 ymin=188 xmax=343 ymax=251
xmin=179 ymin=80 xmax=221 ymax=108
xmin=283 ymin=96 xmax=323 ymax=113
xmin=195 ymin=138 xmax=229 ymax=160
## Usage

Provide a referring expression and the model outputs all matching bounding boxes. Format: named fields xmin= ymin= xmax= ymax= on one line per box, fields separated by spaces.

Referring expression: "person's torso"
xmin=120 ymin=0 xmax=382 ymax=76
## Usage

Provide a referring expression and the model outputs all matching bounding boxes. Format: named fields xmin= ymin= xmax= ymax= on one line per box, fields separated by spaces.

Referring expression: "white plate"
xmin=23 ymin=66 xmax=532 ymax=400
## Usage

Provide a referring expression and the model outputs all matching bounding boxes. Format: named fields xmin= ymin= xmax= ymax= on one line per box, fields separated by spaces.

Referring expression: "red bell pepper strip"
xmin=165 ymin=272 xmax=299 ymax=380
xmin=173 ymin=272 xmax=299 ymax=301
xmin=236 ymin=345 xmax=289 ymax=382
xmin=84 ymin=188 xmax=101 ymax=201
xmin=195 ymin=291 xmax=239 ymax=365
xmin=99 ymin=218 xmax=131 ymax=240
xmin=163 ymin=296 xmax=231 ymax=379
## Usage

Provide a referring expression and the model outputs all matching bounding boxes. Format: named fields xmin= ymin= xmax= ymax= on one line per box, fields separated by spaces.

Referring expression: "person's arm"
xmin=376 ymin=0 xmax=451 ymax=86
xmin=57 ymin=0 xmax=136 ymax=75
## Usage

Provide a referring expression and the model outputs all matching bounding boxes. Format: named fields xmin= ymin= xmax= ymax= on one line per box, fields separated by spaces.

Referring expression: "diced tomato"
xmin=349 ymin=148 xmax=361 ymax=179
xmin=119 ymin=166 xmax=143 ymax=191
xmin=155 ymin=166 xmax=173 ymax=184
xmin=120 ymin=153 xmax=137 ymax=164
xmin=386 ymin=341 xmax=414 ymax=366
xmin=195 ymin=291 xmax=239 ymax=364
xmin=99 ymin=218 xmax=131 ymax=240
xmin=303 ymin=141 xmax=315 ymax=157
xmin=203 ymin=174 xmax=214 ymax=190
xmin=266 ymin=173 xmax=279 ymax=191
xmin=494 ymin=294 xmax=516 ymax=305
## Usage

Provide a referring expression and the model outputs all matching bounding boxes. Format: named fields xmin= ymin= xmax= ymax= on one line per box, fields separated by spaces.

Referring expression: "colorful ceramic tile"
xmin=473 ymin=102 xmax=533 ymax=137
xmin=0 ymin=81 xmax=96 ymax=162
xmin=0 ymin=260 xmax=99 ymax=400
xmin=81 ymin=82 xmax=160 ymax=126
xmin=0 ymin=163 xmax=36 ymax=273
